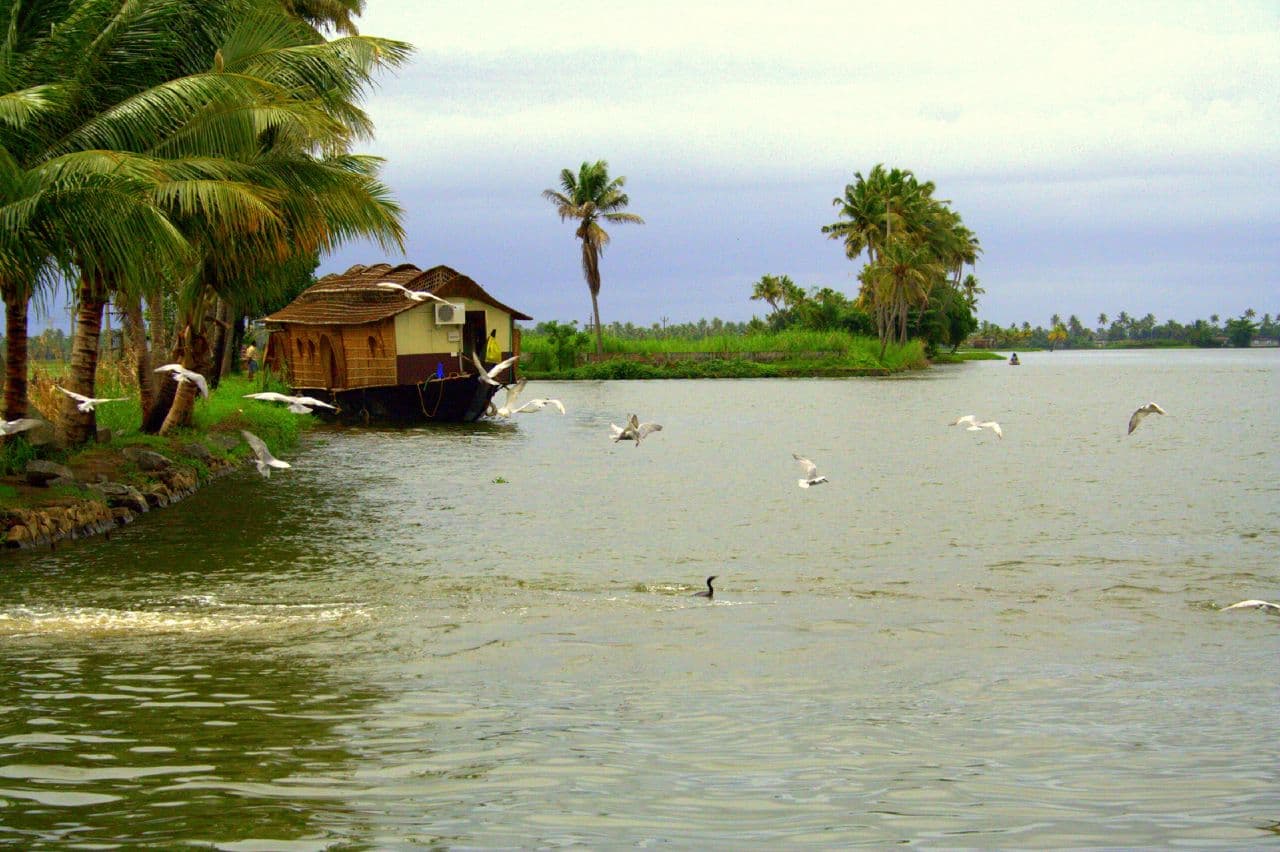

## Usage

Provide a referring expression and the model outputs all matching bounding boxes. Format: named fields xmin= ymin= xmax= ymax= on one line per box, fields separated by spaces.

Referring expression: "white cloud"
xmin=320 ymin=1 xmax=1279 ymax=327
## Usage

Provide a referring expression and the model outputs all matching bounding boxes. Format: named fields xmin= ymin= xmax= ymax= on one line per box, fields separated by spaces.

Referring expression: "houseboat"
xmin=263 ymin=263 xmax=531 ymax=422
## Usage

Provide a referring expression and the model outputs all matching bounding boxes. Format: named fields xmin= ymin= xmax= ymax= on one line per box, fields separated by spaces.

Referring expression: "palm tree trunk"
xmin=119 ymin=292 xmax=153 ymax=419
xmin=148 ymin=294 xmax=168 ymax=358
xmin=3 ymin=292 xmax=30 ymax=420
xmin=589 ymin=291 xmax=603 ymax=357
xmin=208 ymin=297 xmax=229 ymax=389
xmin=158 ymin=324 xmax=211 ymax=435
xmin=59 ymin=276 xmax=107 ymax=446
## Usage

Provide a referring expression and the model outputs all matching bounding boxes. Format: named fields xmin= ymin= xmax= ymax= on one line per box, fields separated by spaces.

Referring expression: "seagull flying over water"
xmin=243 ymin=392 xmax=337 ymax=414
xmin=241 ymin=430 xmax=291 ymax=478
xmin=950 ymin=414 xmax=1002 ymax=439
xmin=693 ymin=576 xmax=717 ymax=599
xmin=54 ymin=385 xmax=127 ymax=413
xmin=1127 ymin=402 xmax=1166 ymax=435
xmin=471 ymin=352 xmax=519 ymax=386
xmin=487 ymin=378 xmax=528 ymax=417
xmin=154 ymin=364 xmax=209 ymax=399
xmin=374 ymin=281 xmax=449 ymax=304
xmin=793 ymin=453 xmax=829 ymax=488
xmin=0 ymin=417 xmax=44 ymax=436
xmin=510 ymin=398 xmax=565 ymax=415
xmin=1220 ymin=599 xmax=1280 ymax=614
xmin=611 ymin=414 xmax=663 ymax=445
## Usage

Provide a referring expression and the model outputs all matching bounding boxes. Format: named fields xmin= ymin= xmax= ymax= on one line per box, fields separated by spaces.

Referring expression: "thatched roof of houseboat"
xmin=264 ymin=263 xmax=532 ymax=326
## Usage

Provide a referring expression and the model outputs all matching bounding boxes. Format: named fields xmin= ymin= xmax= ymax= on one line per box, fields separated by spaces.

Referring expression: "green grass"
xmin=932 ymin=350 xmax=1006 ymax=363
xmin=520 ymin=330 xmax=928 ymax=377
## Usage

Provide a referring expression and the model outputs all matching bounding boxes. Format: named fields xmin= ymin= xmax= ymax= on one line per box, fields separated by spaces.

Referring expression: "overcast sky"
xmin=316 ymin=1 xmax=1279 ymax=330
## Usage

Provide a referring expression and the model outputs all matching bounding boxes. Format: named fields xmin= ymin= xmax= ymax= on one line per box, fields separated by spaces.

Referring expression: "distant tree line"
xmin=975 ymin=309 xmax=1277 ymax=350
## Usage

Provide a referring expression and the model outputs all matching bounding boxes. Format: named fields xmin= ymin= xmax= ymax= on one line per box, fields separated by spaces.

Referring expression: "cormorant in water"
xmin=693 ymin=576 xmax=717 ymax=599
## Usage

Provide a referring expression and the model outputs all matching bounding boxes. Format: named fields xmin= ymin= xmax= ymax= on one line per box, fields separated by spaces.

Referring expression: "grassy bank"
xmin=1 ymin=367 xmax=308 ymax=516
xmin=519 ymin=330 xmax=930 ymax=378
xmin=931 ymin=350 xmax=1006 ymax=363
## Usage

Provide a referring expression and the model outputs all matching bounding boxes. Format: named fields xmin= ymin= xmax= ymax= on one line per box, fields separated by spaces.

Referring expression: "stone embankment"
xmin=2 ymin=443 xmax=240 ymax=550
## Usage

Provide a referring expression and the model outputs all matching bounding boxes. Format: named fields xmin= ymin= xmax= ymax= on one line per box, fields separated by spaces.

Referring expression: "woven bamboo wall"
xmin=341 ymin=322 xmax=397 ymax=388
xmin=276 ymin=322 xmax=397 ymax=390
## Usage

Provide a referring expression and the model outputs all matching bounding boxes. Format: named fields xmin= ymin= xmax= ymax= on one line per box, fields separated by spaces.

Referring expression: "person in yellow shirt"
xmin=244 ymin=343 xmax=259 ymax=377
xmin=484 ymin=329 xmax=501 ymax=365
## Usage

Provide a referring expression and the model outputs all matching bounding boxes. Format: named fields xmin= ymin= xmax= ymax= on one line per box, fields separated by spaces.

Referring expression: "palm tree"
xmin=960 ymin=274 xmax=984 ymax=310
xmin=822 ymin=163 xmax=934 ymax=265
xmin=542 ymin=160 xmax=644 ymax=355
xmin=858 ymin=238 xmax=943 ymax=357
xmin=1 ymin=1 xmax=409 ymax=441
xmin=1047 ymin=323 xmax=1067 ymax=351
xmin=749 ymin=274 xmax=786 ymax=315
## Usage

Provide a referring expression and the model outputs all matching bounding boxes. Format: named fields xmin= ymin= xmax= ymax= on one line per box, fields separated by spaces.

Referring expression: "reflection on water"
xmin=1 ymin=349 xmax=1278 ymax=847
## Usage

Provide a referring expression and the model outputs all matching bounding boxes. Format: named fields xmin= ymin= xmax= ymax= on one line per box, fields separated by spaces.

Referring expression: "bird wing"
xmin=610 ymin=423 xmax=625 ymax=439
xmin=375 ymin=281 xmax=409 ymax=296
xmin=241 ymin=430 xmax=290 ymax=469
xmin=187 ymin=371 xmax=210 ymax=398
xmin=1127 ymin=408 xmax=1147 ymax=434
xmin=472 ymin=352 xmax=499 ymax=385
xmin=980 ymin=421 xmax=1003 ymax=439
xmin=509 ymin=400 xmax=542 ymax=414
xmin=547 ymin=399 xmax=565 ymax=414
xmin=1221 ymin=599 xmax=1280 ymax=613
xmin=636 ymin=422 xmax=662 ymax=439
xmin=244 ymin=392 xmax=291 ymax=403
xmin=486 ymin=354 xmax=520 ymax=379
xmin=503 ymin=378 xmax=526 ymax=407
xmin=950 ymin=415 xmax=977 ymax=427
xmin=54 ymin=385 xmax=90 ymax=404
xmin=153 ymin=363 xmax=183 ymax=374
xmin=793 ymin=453 xmax=819 ymax=478
xmin=294 ymin=396 xmax=336 ymax=410
xmin=0 ymin=418 xmax=42 ymax=436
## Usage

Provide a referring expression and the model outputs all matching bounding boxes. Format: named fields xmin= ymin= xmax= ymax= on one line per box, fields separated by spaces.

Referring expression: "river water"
xmin=1 ymin=349 xmax=1277 ymax=848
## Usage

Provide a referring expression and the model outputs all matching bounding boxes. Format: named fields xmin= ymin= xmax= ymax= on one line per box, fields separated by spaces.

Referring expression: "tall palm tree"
xmin=542 ymin=160 xmax=643 ymax=355
xmin=0 ymin=0 xmax=409 ymax=441
xmin=858 ymin=238 xmax=943 ymax=357
xmin=961 ymin=274 xmax=984 ymax=310
xmin=822 ymin=163 xmax=934 ymax=265
xmin=749 ymin=274 xmax=786 ymax=315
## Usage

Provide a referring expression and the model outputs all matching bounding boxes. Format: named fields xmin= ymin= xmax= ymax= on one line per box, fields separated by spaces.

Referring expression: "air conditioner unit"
xmin=434 ymin=302 xmax=465 ymax=325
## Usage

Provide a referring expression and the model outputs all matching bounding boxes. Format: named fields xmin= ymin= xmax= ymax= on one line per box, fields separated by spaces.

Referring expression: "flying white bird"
xmin=154 ymin=364 xmax=209 ymax=399
xmin=243 ymin=392 xmax=337 ymax=414
xmin=1127 ymin=402 xmax=1166 ymax=435
xmin=487 ymin=378 xmax=528 ymax=417
xmin=977 ymin=420 xmax=1003 ymax=439
xmin=241 ymin=430 xmax=291 ymax=478
xmin=471 ymin=352 xmax=520 ymax=386
xmin=950 ymin=414 xmax=1001 ymax=439
xmin=53 ymin=385 xmax=127 ymax=413
xmin=0 ymin=417 xmax=44 ymax=436
xmin=510 ymin=398 xmax=565 ymax=414
xmin=611 ymin=414 xmax=663 ymax=445
xmin=793 ymin=453 xmax=829 ymax=488
xmin=1220 ymin=599 xmax=1280 ymax=614
xmin=374 ymin=281 xmax=449 ymax=304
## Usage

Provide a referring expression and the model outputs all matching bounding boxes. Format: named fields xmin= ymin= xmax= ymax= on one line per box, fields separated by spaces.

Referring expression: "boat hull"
xmin=294 ymin=377 xmax=499 ymax=423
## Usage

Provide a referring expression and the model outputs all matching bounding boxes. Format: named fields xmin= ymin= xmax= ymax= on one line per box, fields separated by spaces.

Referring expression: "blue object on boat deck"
xmin=436 ymin=362 xmax=444 ymax=378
